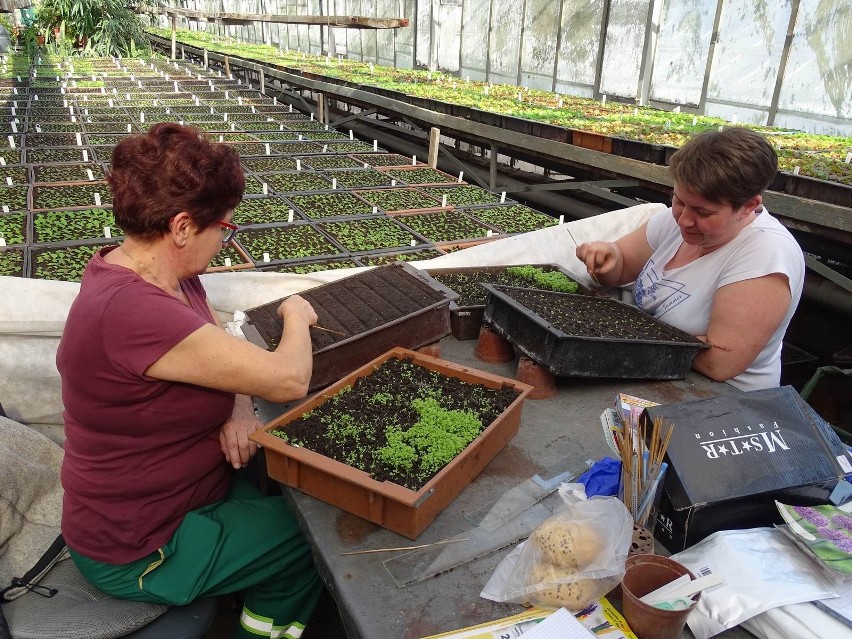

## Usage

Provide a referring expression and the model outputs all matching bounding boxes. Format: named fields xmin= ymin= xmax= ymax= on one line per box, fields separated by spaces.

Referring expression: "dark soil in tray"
xmin=494 ymin=285 xmax=699 ymax=343
xmin=269 ymin=356 xmax=519 ymax=490
xmin=246 ymin=263 xmax=448 ymax=350
xmin=433 ymin=266 xmax=580 ymax=307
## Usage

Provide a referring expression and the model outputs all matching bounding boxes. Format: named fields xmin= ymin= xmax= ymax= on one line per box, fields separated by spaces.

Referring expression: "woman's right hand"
xmin=277 ymin=294 xmax=318 ymax=327
xmin=576 ymin=241 xmax=620 ymax=282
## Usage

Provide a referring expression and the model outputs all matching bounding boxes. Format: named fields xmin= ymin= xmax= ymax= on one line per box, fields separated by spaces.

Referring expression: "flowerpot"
xmin=515 ymin=355 xmax=557 ymax=400
xmin=241 ymin=263 xmax=458 ymax=391
xmin=250 ymin=347 xmax=533 ymax=538
xmin=621 ymin=554 xmax=699 ymax=639
xmin=481 ymin=285 xmax=709 ymax=379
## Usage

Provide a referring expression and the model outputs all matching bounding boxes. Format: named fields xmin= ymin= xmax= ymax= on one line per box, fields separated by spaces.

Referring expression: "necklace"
xmin=118 ymin=244 xmax=180 ymax=296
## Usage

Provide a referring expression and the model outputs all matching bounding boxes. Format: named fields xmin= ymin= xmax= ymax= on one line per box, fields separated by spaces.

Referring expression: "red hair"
xmin=108 ymin=123 xmax=245 ymax=239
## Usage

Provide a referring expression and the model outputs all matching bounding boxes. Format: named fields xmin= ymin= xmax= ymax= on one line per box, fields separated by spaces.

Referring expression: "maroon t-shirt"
xmin=57 ymin=247 xmax=233 ymax=563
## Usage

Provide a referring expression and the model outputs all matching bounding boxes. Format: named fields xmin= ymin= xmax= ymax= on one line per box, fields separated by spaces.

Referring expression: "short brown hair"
xmin=107 ymin=123 xmax=245 ymax=239
xmin=668 ymin=127 xmax=777 ymax=210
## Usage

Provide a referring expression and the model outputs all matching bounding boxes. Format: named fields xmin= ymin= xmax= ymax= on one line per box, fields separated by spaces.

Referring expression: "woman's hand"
xmin=277 ymin=294 xmax=318 ymax=327
xmin=219 ymin=394 xmax=263 ymax=469
xmin=576 ymin=241 xmax=621 ymax=286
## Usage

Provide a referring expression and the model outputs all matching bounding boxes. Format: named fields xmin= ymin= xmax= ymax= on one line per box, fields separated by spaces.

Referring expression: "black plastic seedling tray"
xmin=241 ymin=263 xmax=458 ymax=391
xmin=481 ymin=284 xmax=708 ymax=379
xmin=427 ymin=264 xmax=594 ymax=340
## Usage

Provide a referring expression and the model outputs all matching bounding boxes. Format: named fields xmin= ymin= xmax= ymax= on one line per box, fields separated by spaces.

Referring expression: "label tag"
xmin=288 ymin=209 xmax=294 ymax=223
xmin=1 ymin=205 xmax=7 ymax=213
xmin=5 ymin=176 xmax=11 ymax=186
xmin=263 ymin=252 xmax=270 ymax=263
xmin=224 ymin=257 xmax=232 ymax=267
xmin=262 ymin=182 xmax=268 ymax=195
xmin=94 ymin=192 xmax=102 ymax=206
xmin=0 ymin=237 xmax=5 ymax=246
xmin=103 ymin=226 xmax=112 ymax=238
xmin=82 ymin=149 xmax=89 ymax=162
xmin=86 ymin=168 xmax=94 ymax=181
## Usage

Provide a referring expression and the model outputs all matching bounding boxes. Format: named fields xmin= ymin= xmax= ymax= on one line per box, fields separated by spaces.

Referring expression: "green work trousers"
xmin=69 ymin=478 xmax=323 ymax=639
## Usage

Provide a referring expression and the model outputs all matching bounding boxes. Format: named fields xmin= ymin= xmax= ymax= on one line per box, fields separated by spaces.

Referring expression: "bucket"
xmin=621 ymin=554 xmax=698 ymax=639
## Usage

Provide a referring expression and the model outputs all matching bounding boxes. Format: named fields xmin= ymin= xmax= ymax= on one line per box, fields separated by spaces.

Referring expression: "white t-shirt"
xmin=633 ymin=207 xmax=805 ymax=391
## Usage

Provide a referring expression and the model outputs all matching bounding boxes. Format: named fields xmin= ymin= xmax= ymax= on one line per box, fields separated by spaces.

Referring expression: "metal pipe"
xmin=802 ymin=273 xmax=852 ymax=318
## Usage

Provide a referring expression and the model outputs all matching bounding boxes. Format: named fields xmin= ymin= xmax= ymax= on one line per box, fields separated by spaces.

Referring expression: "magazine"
xmin=775 ymin=501 xmax=852 ymax=576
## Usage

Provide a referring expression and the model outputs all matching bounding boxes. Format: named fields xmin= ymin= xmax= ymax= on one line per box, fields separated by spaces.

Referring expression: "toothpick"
xmin=566 ymin=225 xmax=602 ymax=286
xmin=341 ymin=538 xmax=469 ymax=555
xmin=311 ymin=324 xmax=346 ymax=337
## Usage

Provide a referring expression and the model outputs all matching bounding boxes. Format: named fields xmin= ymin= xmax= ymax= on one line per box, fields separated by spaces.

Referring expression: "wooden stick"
xmin=311 ymin=324 xmax=346 ymax=336
xmin=341 ymin=538 xmax=469 ymax=556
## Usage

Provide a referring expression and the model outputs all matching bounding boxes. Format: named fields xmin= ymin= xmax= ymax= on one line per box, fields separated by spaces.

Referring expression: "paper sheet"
xmin=523 ymin=608 xmax=594 ymax=638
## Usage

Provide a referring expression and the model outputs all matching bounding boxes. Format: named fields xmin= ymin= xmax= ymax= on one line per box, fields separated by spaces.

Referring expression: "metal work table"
xmin=259 ymin=336 xmax=755 ymax=639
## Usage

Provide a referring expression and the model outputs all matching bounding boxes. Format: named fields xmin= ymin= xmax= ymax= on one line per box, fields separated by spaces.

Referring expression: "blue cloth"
xmin=577 ymin=457 xmax=621 ymax=497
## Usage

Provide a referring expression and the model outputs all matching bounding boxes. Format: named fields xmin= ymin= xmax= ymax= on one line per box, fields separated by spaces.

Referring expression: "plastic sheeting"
xmin=0 ymin=203 xmax=663 ymax=441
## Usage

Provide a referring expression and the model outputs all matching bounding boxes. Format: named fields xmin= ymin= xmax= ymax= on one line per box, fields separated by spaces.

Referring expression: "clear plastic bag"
xmin=481 ymin=483 xmax=634 ymax=611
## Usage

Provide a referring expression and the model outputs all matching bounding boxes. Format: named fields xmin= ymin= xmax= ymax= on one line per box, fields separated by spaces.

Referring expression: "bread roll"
xmin=530 ymin=517 xmax=603 ymax=570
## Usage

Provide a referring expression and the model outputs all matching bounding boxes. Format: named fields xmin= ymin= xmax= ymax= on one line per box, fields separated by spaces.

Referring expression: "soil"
xmin=493 ymin=285 xmax=699 ymax=343
xmin=273 ymin=356 xmax=520 ymax=490
xmin=246 ymin=263 xmax=449 ymax=350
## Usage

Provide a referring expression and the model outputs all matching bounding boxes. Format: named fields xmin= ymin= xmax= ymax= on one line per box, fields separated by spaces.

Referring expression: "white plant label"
xmin=500 ymin=191 xmax=506 ymax=203
xmin=0 ymin=237 xmax=5 ymax=246
xmin=442 ymin=195 xmax=447 ymax=207
xmin=457 ymin=171 xmax=464 ymax=183
xmin=845 ymin=152 xmax=852 ymax=164
xmin=5 ymin=177 xmax=11 ymax=186
xmin=263 ymin=252 xmax=270 ymax=263
xmin=412 ymin=155 xmax=417 ymax=165
xmin=35 ymin=124 xmax=41 ymax=133
xmin=1 ymin=206 xmax=7 ymax=213
xmin=332 ymin=178 xmax=337 ymax=190
xmin=265 ymin=144 xmax=271 ymax=156
xmin=83 ymin=150 xmax=89 ymax=162
xmin=391 ymin=179 xmax=396 ymax=186
xmin=103 ymin=226 xmax=112 ymax=238
xmin=127 ymin=124 xmax=132 ymax=132
xmin=410 ymin=239 xmax=417 ymax=247
xmin=322 ymin=145 xmax=328 ymax=153
xmin=349 ymin=130 xmax=354 ymax=140
xmin=693 ymin=116 xmax=698 ymax=126
xmin=793 ymin=165 xmax=800 ymax=175
xmin=262 ymin=182 xmax=268 ymax=195
xmin=219 ymin=135 xmax=224 ymax=142
xmin=86 ymin=169 xmax=94 ymax=181
xmin=8 ymin=136 xmax=15 ymax=149
xmin=372 ymin=206 xmax=378 ymax=215
xmin=10 ymin=122 xmax=16 ymax=134
xmin=224 ymin=257 xmax=232 ymax=267
xmin=559 ymin=214 xmax=565 ymax=224
xmin=230 ymin=122 xmax=235 ymax=131
xmin=373 ymin=140 xmax=378 ymax=152
xmin=288 ymin=210 xmax=294 ymax=223
xmin=486 ymin=230 xmax=493 ymax=237
xmin=296 ymin=159 xmax=301 ymax=171
xmin=140 ymin=112 xmax=145 ymax=123
xmin=0 ymin=158 xmax=5 ymax=166
xmin=94 ymin=192 xmax=102 ymax=206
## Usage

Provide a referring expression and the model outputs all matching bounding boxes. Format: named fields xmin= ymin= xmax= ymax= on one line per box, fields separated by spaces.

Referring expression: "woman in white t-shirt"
xmin=576 ymin=127 xmax=805 ymax=391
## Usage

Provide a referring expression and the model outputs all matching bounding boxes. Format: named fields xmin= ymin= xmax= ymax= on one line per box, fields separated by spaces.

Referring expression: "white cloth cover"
xmin=0 ymin=416 xmax=67 ymax=600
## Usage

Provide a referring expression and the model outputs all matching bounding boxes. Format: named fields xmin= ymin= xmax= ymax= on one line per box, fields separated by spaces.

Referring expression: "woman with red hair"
xmin=57 ymin=123 xmax=323 ymax=638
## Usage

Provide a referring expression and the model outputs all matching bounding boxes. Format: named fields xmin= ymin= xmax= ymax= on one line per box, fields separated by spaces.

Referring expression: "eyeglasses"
xmin=218 ymin=220 xmax=239 ymax=243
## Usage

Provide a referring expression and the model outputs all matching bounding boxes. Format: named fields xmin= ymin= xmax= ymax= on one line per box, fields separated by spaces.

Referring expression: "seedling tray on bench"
xmin=482 ymin=284 xmax=708 ymax=379
xmin=241 ymin=263 xmax=458 ymax=391
xmin=250 ymin=347 xmax=532 ymax=539
xmin=427 ymin=264 xmax=592 ymax=340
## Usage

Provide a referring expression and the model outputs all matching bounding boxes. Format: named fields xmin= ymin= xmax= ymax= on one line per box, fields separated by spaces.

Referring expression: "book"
xmin=776 ymin=501 xmax=852 ymax=576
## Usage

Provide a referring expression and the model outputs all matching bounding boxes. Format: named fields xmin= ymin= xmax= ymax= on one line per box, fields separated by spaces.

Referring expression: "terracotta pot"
xmin=251 ymin=347 xmax=533 ymax=539
xmin=474 ymin=325 xmax=515 ymax=363
xmin=515 ymin=355 xmax=557 ymax=400
xmin=621 ymin=554 xmax=699 ymax=639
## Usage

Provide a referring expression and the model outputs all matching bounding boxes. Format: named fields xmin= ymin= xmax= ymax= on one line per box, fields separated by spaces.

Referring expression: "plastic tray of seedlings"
xmin=354 ymin=247 xmax=447 ymax=267
xmin=354 ymin=188 xmax=448 ymax=215
xmin=481 ymin=284 xmax=709 ymax=379
xmin=241 ymin=262 xmax=458 ymax=391
xmin=206 ymin=241 xmax=255 ymax=273
xmin=461 ymin=203 xmax=559 ymax=234
xmin=287 ymin=191 xmax=381 ymax=222
xmin=427 ymin=264 xmax=593 ymax=340
xmin=234 ymin=222 xmax=348 ymax=266
xmin=377 ymin=165 xmax=463 ymax=187
xmin=349 ymin=153 xmax=424 ymax=169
